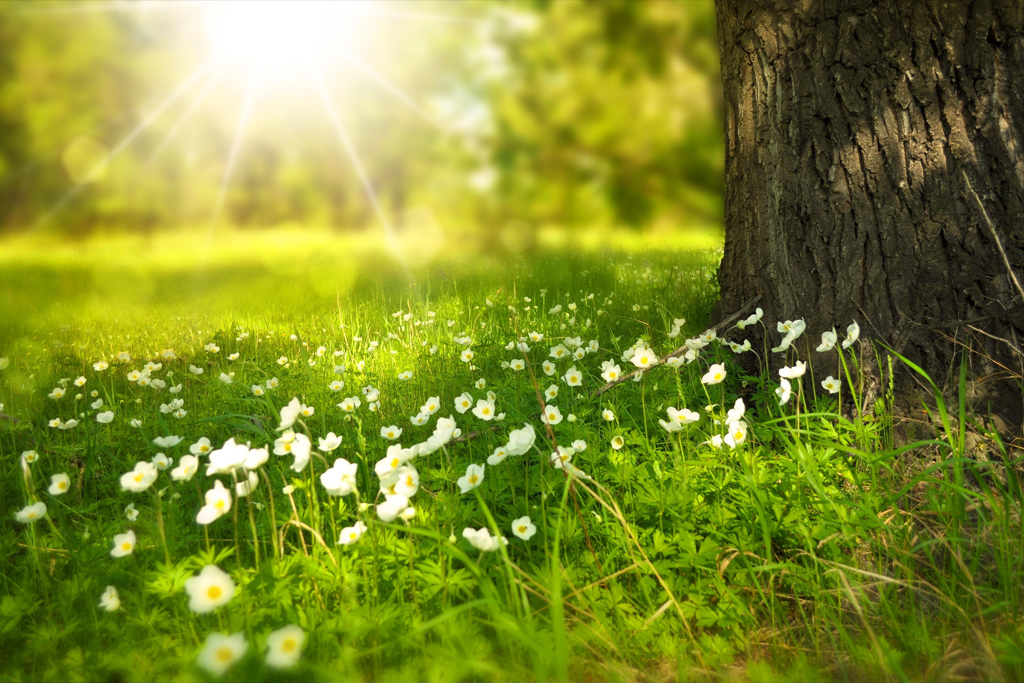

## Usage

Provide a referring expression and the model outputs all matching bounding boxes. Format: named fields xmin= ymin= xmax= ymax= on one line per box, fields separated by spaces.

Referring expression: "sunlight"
xmin=203 ymin=0 xmax=373 ymax=84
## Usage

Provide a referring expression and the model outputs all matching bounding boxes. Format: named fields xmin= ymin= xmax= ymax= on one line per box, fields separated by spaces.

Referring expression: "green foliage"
xmin=0 ymin=0 xmax=721 ymax=235
xmin=0 ymin=230 xmax=1021 ymax=682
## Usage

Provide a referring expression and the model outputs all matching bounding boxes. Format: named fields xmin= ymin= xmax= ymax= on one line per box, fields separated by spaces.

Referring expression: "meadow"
xmin=0 ymin=227 xmax=1022 ymax=682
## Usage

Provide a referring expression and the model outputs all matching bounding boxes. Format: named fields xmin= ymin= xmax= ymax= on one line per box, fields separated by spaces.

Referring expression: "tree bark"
xmin=714 ymin=0 xmax=1024 ymax=424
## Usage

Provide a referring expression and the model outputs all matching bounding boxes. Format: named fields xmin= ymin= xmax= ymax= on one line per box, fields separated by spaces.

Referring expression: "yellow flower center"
xmin=215 ymin=646 xmax=233 ymax=662
xmin=349 ymin=532 xmax=357 ymax=540
xmin=390 ymin=458 xmax=400 ymax=468
xmin=482 ymin=408 xmax=490 ymax=415
xmin=59 ymin=482 xmax=67 ymax=490
xmin=215 ymin=500 xmax=224 ymax=509
xmin=714 ymin=373 xmax=722 ymax=380
xmin=387 ymin=432 xmax=394 ymax=438
xmin=640 ymin=356 xmax=648 ymax=364
xmin=548 ymin=412 xmax=556 ymax=420
xmin=518 ymin=525 xmax=527 ymax=533
xmin=282 ymin=638 xmax=296 ymax=652
xmin=201 ymin=445 xmax=209 ymax=452
xmin=469 ymin=474 xmax=478 ymax=484
xmin=207 ymin=585 xmax=222 ymax=600
xmin=284 ymin=444 xmax=292 ymax=452
xmin=122 ymin=542 xmax=131 ymax=551
xmin=134 ymin=473 xmax=143 ymax=482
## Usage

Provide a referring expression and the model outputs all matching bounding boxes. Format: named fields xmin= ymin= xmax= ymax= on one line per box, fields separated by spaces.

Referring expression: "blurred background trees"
xmin=0 ymin=0 xmax=722 ymax=238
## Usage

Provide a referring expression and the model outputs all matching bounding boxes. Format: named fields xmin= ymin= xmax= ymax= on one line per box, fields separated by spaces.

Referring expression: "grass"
xmin=0 ymin=226 xmax=1022 ymax=682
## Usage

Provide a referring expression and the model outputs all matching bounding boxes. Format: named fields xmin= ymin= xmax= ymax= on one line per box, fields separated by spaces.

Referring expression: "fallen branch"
xmin=592 ymin=293 xmax=762 ymax=398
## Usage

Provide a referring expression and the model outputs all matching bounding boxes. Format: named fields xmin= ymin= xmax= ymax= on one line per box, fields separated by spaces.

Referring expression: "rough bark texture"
xmin=714 ymin=0 xmax=1024 ymax=424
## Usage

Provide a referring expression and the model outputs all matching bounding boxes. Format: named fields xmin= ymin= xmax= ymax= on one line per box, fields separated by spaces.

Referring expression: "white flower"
xmin=189 ymin=365 xmax=204 ymax=375
xmin=171 ymin=455 xmax=199 ymax=481
xmin=735 ymin=307 xmax=763 ymax=329
xmin=92 ymin=360 xmax=108 ymax=372
xmin=779 ymin=361 xmax=807 ymax=379
xmin=120 ymin=461 xmax=159 ymax=493
xmin=772 ymin=319 xmax=807 ymax=353
xmin=669 ymin=407 xmax=701 ymax=425
xmin=562 ymin=366 xmax=582 ymax=387
xmin=459 ymin=347 xmax=475 ymax=364
xmin=611 ymin=435 xmax=625 ymax=450
xmin=419 ymin=396 xmax=441 ymax=416
xmin=463 ymin=526 xmax=507 ymax=552
xmin=816 ymin=329 xmax=838 ymax=352
xmin=204 ymin=343 xmax=220 ymax=353
xmin=548 ymin=344 xmax=568 ymax=360
xmin=511 ymin=516 xmax=537 ymax=540
xmin=724 ymin=421 xmax=748 ymax=449
xmin=235 ymin=471 xmax=260 ymax=497
xmin=842 ymin=321 xmax=860 ymax=348
xmin=317 ymin=432 xmax=342 ymax=451
xmin=169 ymin=384 xmax=183 ymax=394
xmin=551 ymin=446 xmax=574 ymax=468
xmin=151 ymin=453 xmax=172 ymax=471
xmin=775 ymin=378 xmax=793 ymax=405
xmin=375 ymin=444 xmax=414 ymax=478
xmin=130 ymin=419 xmax=142 ymax=428
xmin=338 ymin=521 xmax=367 ymax=546
xmin=457 ymin=463 xmax=485 ymax=493
xmin=286 ymin=433 xmax=312 ymax=472
xmin=321 ymin=458 xmax=358 ymax=496
xmin=377 ymin=494 xmax=410 ymax=522
xmin=99 ymin=585 xmax=120 ymax=612
xmin=487 ymin=446 xmax=509 ymax=466
xmin=15 ymin=502 xmax=46 ymax=523
xmin=505 ymin=424 xmax=536 ymax=456
xmin=153 ymin=435 xmax=182 ymax=449
xmin=277 ymin=397 xmax=302 ymax=431
xmin=410 ymin=413 xmax=429 ymax=426
xmin=185 ymin=565 xmax=235 ymax=613
xmin=266 ymin=624 xmax=305 ymax=669
xmin=509 ymin=359 xmax=525 ymax=371
xmin=125 ymin=502 xmax=139 ymax=521
xmin=602 ymin=409 xmax=615 ymax=421
xmin=196 ymin=480 xmax=232 ymax=525
xmin=110 ymin=530 xmax=137 ymax=558
xmin=266 ymin=377 xmax=279 ymax=389
xmin=454 ymin=393 xmax=473 ymax=414
xmin=630 ymin=347 xmax=657 ymax=369
xmin=475 ymin=378 xmax=487 ymax=389
xmin=472 ymin=399 xmax=496 ymax=421
xmin=48 ymin=387 xmax=65 ymax=400
xmin=21 ymin=450 xmax=39 ymax=465
xmin=544 ymin=384 xmax=559 ymax=401
xmin=821 ymin=376 xmax=841 ymax=394
xmin=542 ymin=361 xmax=557 ymax=376
xmin=190 ymin=437 xmax=212 ymax=456
xmin=48 ymin=473 xmax=70 ymax=496
xmin=701 ymin=363 xmax=727 ymax=385
xmin=728 ymin=340 xmax=752 ymax=354
xmin=540 ymin=405 xmax=563 ymax=425
xmin=392 ymin=464 xmax=420 ymax=498
xmin=207 ymin=438 xmax=250 ymax=474
xmin=196 ymin=632 xmax=247 ymax=677
xmin=725 ymin=398 xmax=745 ymax=426
xmin=704 ymin=434 xmax=724 ymax=449
xmin=338 ymin=396 xmax=362 ymax=413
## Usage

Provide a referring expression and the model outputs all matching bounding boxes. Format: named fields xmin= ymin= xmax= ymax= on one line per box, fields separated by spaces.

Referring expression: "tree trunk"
xmin=714 ymin=0 xmax=1024 ymax=425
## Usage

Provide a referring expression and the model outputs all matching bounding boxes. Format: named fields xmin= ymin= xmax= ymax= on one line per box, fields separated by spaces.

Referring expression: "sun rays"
xmin=19 ymin=0 xmax=474 ymax=258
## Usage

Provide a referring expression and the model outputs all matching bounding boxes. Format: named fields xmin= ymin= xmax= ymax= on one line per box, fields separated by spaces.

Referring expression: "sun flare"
xmin=203 ymin=0 xmax=373 ymax=83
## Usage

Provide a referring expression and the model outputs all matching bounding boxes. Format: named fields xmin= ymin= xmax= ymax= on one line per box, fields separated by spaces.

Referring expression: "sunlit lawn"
xmin=0 ymin=226 xmax=1022 ymax=682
